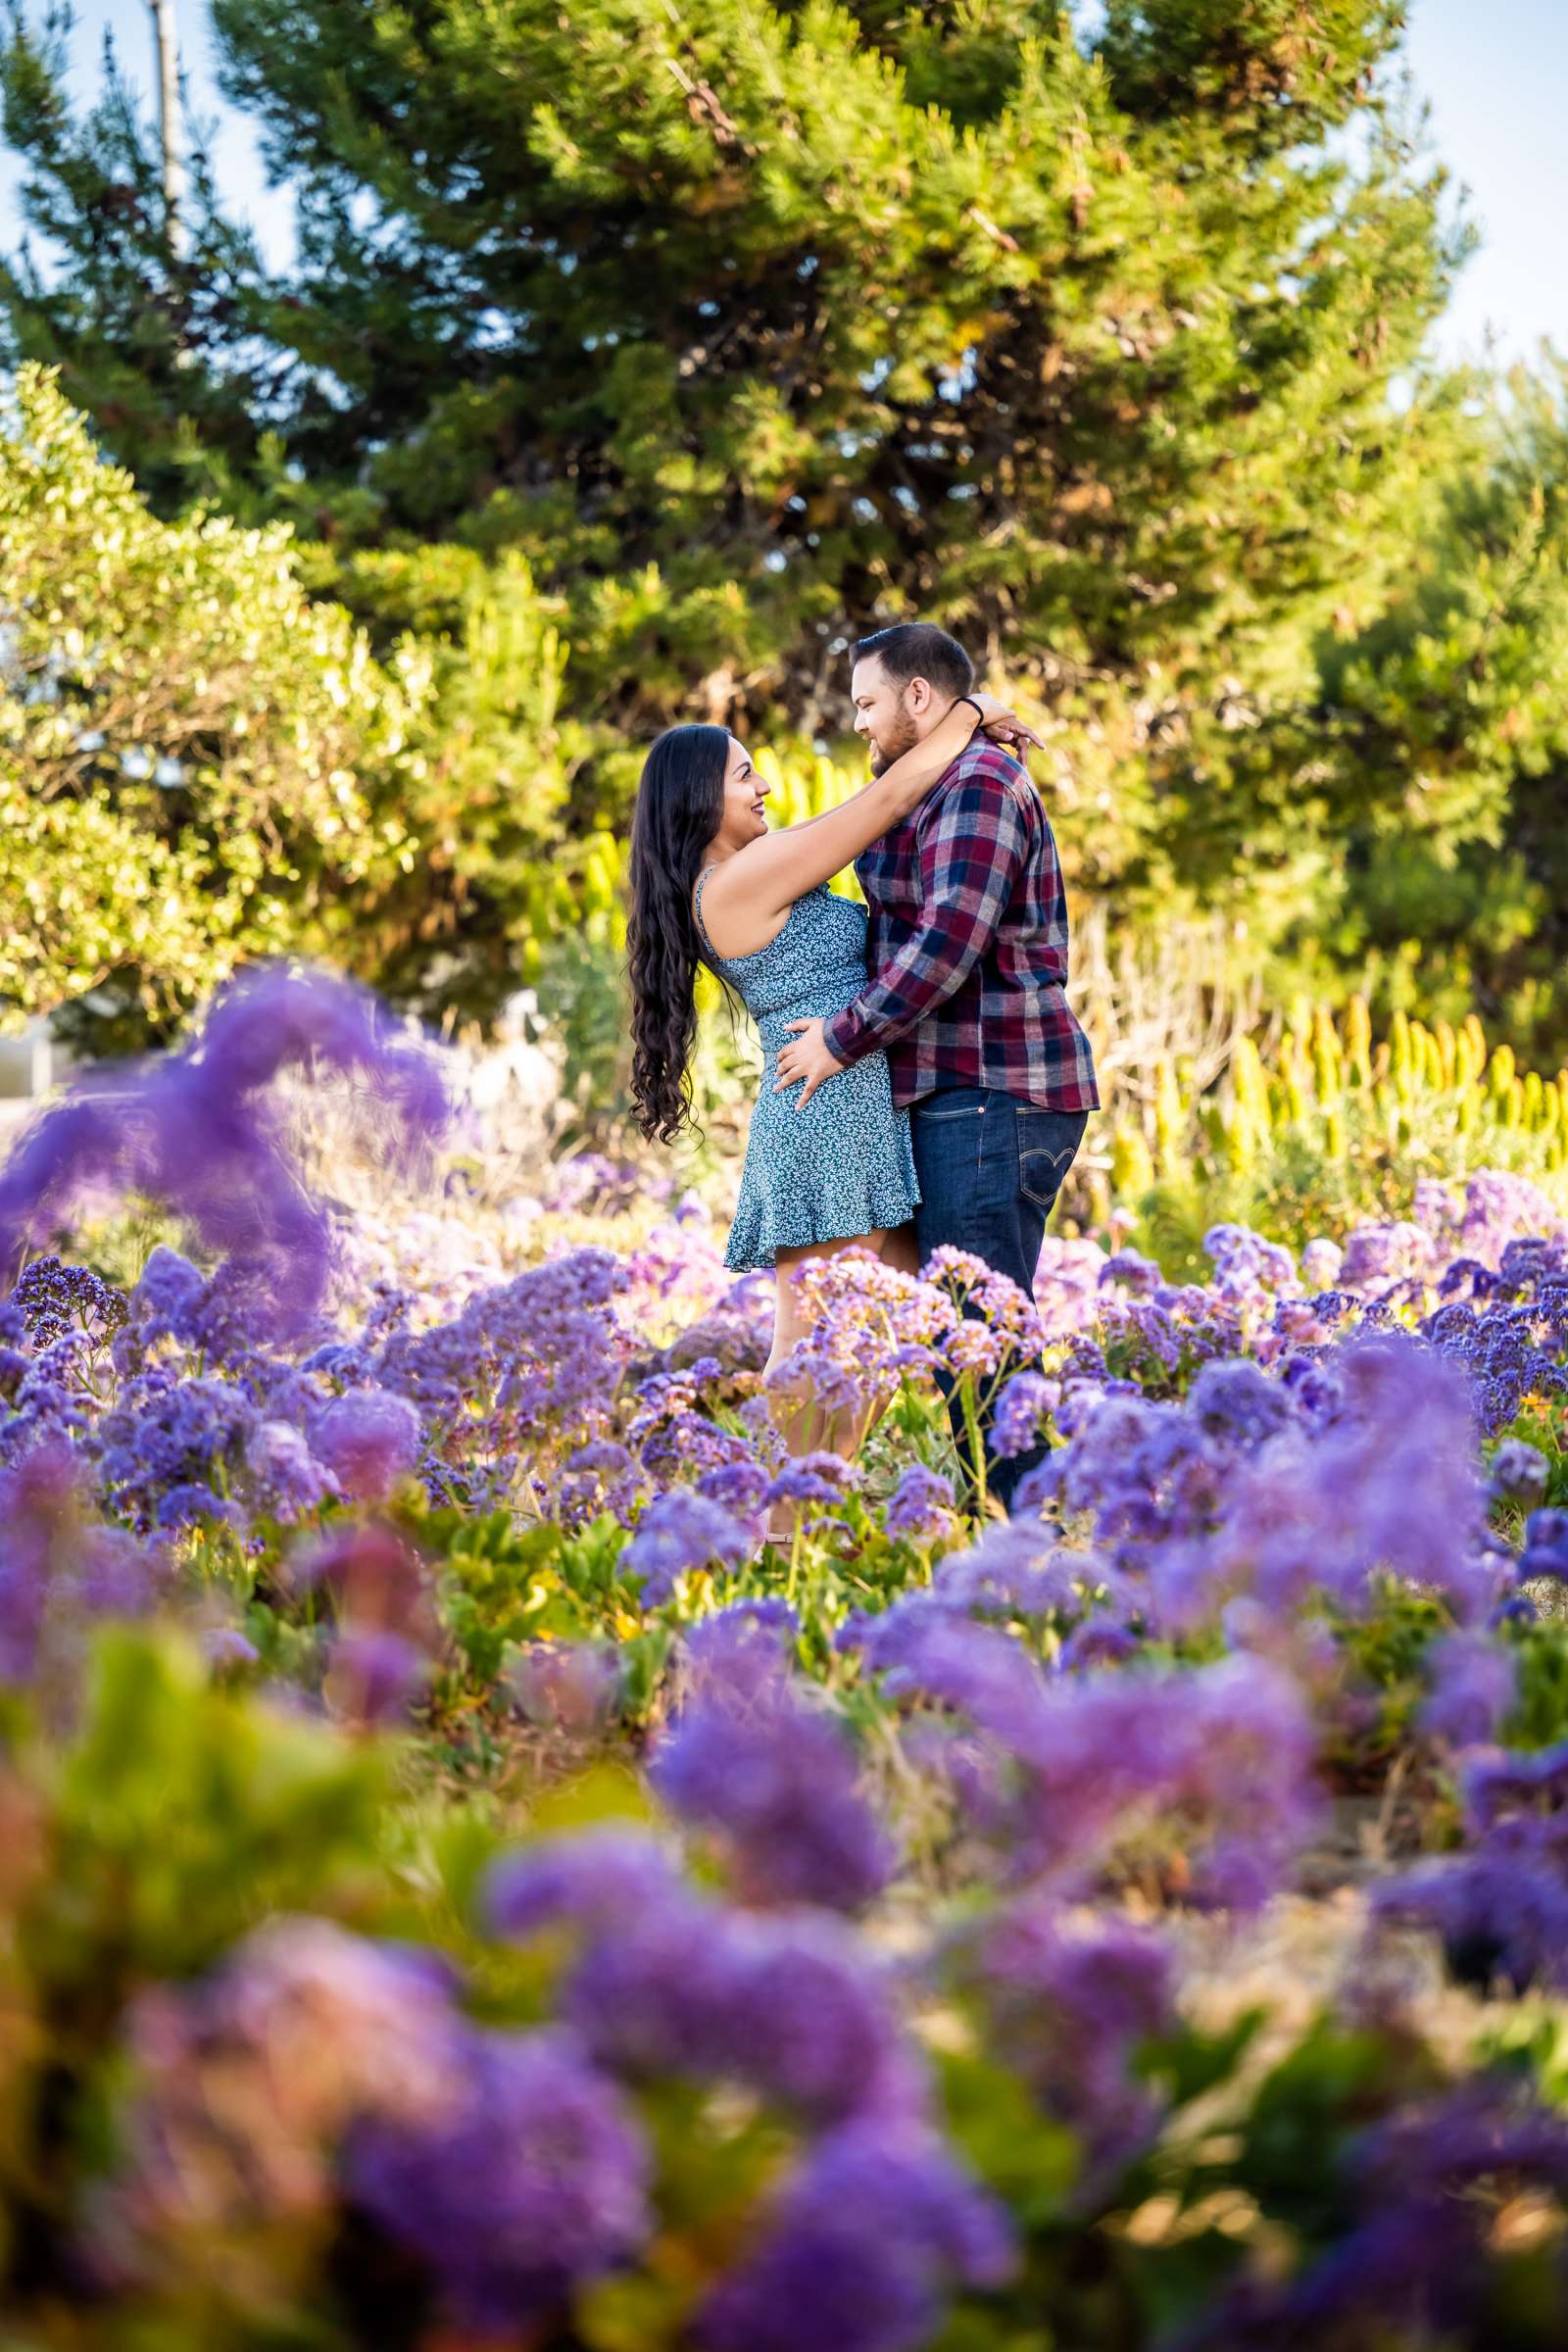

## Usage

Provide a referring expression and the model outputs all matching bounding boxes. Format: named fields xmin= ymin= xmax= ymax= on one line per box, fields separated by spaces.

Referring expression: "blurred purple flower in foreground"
xmin=697 ymin=2118 xmax=1014 ymax=2352
xmin=347 ymin=2025 xmax=650 ymax=2329
xmin=1376 ymin=1735 xmax=1568 ymax=1992
xmin=651 ymin=1612 xmax=893 ymax=1912
xmin=952 ymin=1898 xmax=1175 ymax=2192
xmin=1488 ymin=1438 xmax=1549 ymax=1504
xmin=0 ymin=966 xmax=448 ymax=1340
xmin=486 ymin=1817 xmax=1008 ymax=2352
xmin=852 ymin=1609 xmax=1321 ymax=1909
xmin=0 ymin=1441 xmax=154 ymax=1684
xmin=1419 ymin=1629 xmax=1515 ymax=1750
xmin=1186 ymin=2075 xmax=1568 ymax=2349
xmin=310 ymin=1389 xmax=422 ymax=1502
xmin=489 ymin=1837 xmax=922 ymax=2126
xmin=324 ymin=1626 xmax=430 ymax=1726
xmin=107 ymin=1917 xmax=649 ymax=2332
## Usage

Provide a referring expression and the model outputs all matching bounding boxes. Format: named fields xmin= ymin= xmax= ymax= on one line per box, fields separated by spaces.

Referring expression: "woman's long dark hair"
xmin=626 ymin=723 xmax=735 ymax=1143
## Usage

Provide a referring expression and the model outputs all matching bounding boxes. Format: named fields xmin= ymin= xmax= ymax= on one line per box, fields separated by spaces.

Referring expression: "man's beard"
xmin=868 ymin=710 xmax=920 ymax=775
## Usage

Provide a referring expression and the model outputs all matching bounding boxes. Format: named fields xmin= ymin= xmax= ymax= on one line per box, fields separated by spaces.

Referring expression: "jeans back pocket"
xmin=1017 ymin=1109 xmax=1086 ymax=1209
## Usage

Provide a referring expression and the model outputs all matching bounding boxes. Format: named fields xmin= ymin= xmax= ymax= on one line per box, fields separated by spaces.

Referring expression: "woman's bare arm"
xmin=700 ymin=698 xmax=1033 ymax=953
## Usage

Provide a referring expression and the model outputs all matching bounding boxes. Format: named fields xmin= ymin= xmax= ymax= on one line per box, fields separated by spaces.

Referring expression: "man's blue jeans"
xmin=910 ymin=1087 xmax=1089 ymax=1511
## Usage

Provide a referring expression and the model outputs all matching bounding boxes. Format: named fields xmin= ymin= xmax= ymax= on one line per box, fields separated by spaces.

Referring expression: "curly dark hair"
xmin=626 ymin=722 xmax=738 ymax=1143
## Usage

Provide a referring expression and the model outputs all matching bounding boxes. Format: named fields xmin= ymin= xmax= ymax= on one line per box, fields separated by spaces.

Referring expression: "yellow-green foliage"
xmin=1105 ymin=997 xmax=1568 ymax=1249
xmin=0 ymin=366 xmax=428 ymax=1031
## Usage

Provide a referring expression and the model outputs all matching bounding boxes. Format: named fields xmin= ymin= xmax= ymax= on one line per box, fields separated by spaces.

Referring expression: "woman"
xmin=626 ymin=691 xmax=1033 ymax=1462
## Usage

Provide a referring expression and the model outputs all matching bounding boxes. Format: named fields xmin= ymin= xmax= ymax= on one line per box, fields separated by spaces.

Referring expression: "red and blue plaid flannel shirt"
xmin=823 ymin=738 xmax=1100 ymax=1113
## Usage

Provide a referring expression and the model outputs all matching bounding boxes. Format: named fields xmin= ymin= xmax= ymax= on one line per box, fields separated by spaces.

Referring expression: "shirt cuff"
xmin=824 ymin=1004 xmax=872 ymax=1065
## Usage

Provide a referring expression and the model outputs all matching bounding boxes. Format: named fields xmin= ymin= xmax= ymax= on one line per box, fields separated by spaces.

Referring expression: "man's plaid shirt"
xmin=823 ymin=738 xmax=1100 ymax=1114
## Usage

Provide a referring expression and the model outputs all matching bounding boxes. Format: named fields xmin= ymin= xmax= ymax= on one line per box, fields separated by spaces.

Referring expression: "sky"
xmin=2 ymin=0 xmax=1565 ymax=370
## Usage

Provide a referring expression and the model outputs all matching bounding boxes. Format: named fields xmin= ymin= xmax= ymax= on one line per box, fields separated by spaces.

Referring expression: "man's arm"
xmin=821 ymin=759 xmax=1030 ymax=1067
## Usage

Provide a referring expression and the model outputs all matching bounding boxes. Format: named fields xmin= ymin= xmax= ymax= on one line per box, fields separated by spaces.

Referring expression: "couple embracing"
xmin=626 ymin=622 xmax=1099 ymax=1513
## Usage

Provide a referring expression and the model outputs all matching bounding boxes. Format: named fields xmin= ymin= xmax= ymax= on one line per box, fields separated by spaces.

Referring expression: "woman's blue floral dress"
xmin=696 ymin=867 xmax=920 ymax=1274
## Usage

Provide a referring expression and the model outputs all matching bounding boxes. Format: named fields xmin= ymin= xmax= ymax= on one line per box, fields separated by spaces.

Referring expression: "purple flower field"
xmin=1 ymin=969 xmax=1567 ymax=2350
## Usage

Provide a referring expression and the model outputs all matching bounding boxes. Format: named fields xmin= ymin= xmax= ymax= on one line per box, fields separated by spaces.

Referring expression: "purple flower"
xmin=651 ymin=1642 xmax=893 ymax=1913
xmin=931 ymin=1520 xmax=1105 ymax=1622
xmin=1464 ymin=1737 xmax=1568 ymax=1836
xmin=347 ymin=2026 xmax=651 ymax=2329
xmin=0 ymin=1443 xmax=77 ymax=1678
xmin=377 ymin=1250 xmax=628 ymax=1455
xmin=849 ymin=1601 xmax=1052 ymax=1750
xmin=12 ymin=1254 xmax=127 ymax=1348
xmin=1056 ymin=1622 xmax=1142 ymax=1672
xmin=1489 ymin=1438 xmax=1549 ymax=1503
xmin=558 ymin=1438 xmax=645 ymax=1531
xmin=699 ymin=1912 xmax=926 ymax=2123
xmin=311 ymin=1390 xmax=422 ymax=1503
xmin=200 ymin=1626 xmax=261 ymax=1674
xmin=860 ymin=1622 xmax=1321 ymax=1908
xmin=125 ymin=1245 xmax=208 ymax=1347
xmin=154 ymin=1481 xmax=240 ymax=1530
xmin=681 ymin=1599 xmax=800 ymax=1691
xmin=1144 ymin=1331 xmax=1492 ymax=1634
xmin=955 ymin=1898 xmax=1174 ymax=2185
xmin=621 ymin=1490 xmax=752 ymax=1605
xmin=1420 ymin=1631 xmax=1515 ymax=1750
xmin=1520 ymin=1507 xmax=1568 ymax=1581
xmin=509 ymin=1641 xmax=623 ymax=1736
xmin=696 ymin=1458 xmax=771 ymax=1519
xmin=288 ymin=1522 xmax=431 ymax=1641
xmin=486 ymin=1828 xmax=683 ymax=1940
xmin=524 ymin=1886 xmax=924 ymax=2130
xmin=1185 ymin=1357 xmax=1297 ymax=1450
xmin=697 ymin=2119 xmax=1014 ymax=2352
xmin=324 ymin=1627 xmax=430 ymax=1725
xmin=763 ymin=1452 xmax=859 ymax=1510
xmin=1339 ymin=1219 xmax=1435 ymax=1294
xmin=1100 ymin=1249 xmax=1162 ymax=1297
xmin=541 ymin=1154 xmax=649 ymax=1214
xmin=95 ymin=1370 xmax=256 ymax=1530
xmin=1375 ymin=1736 xmax=1568 ymax=1991
xmin=0 ymin=968 xmax=448 ymax=1338
xmin=246 ymin=1419 xmax=336 ymax=1521
xmin=883 ymin=1463 xmax=958 ymax=1543
xmin=1376 ymin=1845 xmax=1568 ymax=1994
xmin=555 ymin=1892 xmax=742 ymax=2083
xmin=1300 ymin=1238 xmax=1344 ymax=1291
xmin=0 ymin=1442 xmax=155 ymax=1680
xmin=992 ymin=1372 xmax=1055 ymax=1458
xmin=105 ymin=1918 xmax=469 ymax=2268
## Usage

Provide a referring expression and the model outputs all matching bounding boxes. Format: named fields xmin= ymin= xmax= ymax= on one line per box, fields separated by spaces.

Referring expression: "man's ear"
xmin=906 ymin=675 xmax=933 ymax=715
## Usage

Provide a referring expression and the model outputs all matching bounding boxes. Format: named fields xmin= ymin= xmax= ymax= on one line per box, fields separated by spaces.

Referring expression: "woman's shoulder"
xmin=695 ymin=862 xmax=796 ymax=963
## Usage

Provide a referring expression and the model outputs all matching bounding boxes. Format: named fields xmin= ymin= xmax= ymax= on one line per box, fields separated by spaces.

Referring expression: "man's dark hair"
xmin=851 ymin=622 xmax=973 ymax=700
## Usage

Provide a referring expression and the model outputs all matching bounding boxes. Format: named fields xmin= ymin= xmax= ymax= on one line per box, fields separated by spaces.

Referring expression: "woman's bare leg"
xmin=881 ymin=1219 xmax=920 ymax=1278
xmin=766 ymin=1234 xmax=883 ymax=1461
xmin=764 ymin=1225 xmax=919 ymax=1481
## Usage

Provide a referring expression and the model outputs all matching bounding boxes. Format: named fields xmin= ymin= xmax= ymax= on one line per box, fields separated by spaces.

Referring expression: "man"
xmin=772 ymin=621 xmax=1099 ymax=1509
